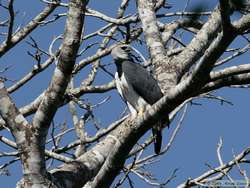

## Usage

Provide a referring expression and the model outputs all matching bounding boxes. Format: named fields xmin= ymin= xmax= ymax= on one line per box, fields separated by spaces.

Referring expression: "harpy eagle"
xmin=111 ymin=45 xmax=169 ymax=154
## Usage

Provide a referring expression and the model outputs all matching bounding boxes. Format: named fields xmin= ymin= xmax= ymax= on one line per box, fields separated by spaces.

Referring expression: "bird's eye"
xmin=121 ymin=46 xmax=127 ymax=50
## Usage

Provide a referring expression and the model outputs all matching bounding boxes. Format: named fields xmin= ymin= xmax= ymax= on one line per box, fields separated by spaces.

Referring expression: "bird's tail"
xmin=152 ymin=115 xmax=169 ymax=154
xmin=152 ymin=122 xmax=162 ymax=155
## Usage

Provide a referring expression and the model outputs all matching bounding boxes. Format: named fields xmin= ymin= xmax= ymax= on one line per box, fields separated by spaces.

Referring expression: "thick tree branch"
xmin=170 ymin=6 xmax=222 ymax=81
xmin=210 ymin=64 xmax=250 ymax=81
xmin=0 ymin=81 xmax=51 ymax=186
xmin=233 ymin=13 xmax=250 ymax=33
xmin=11 ymin=0 xmax=88 ymax=187
xmin=177 ymin=21 xmax=237 ymax=99
xmin=137 ymin=0 xmax=166 ymax=65
xmin=202 ymin=72 xmax=250 ymax=93
xmin=0 ymin=81 xmax=29 ymax=133
xmin=137 ymin=0 xmax=179 ymax=93
xmin=32 ymin=0 xmax=87 ymax=131
xmin=219 ymin=0 xmax=232 ymax=29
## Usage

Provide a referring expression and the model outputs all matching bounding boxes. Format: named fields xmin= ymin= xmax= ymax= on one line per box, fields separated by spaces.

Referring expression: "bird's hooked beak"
xmin=111 ymin=44 xmax=131 ymax=62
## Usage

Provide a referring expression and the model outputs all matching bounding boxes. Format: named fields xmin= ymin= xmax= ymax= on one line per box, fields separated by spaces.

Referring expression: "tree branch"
xmin=137 ymin=0 xmax=166 ymax=65
xmin=233 ymin=13 xmax=250 ymax=33
xmin=170 ymin=6 xmax=222 ymax=81
xmin=32 ymin=0 xmax=87 ymax=131
xmin=202 ymin=72 xmax=250 ymax=93
xmin=0 ymin=3 xmax=57 ymax=57
xmin=210 ymin=64 xmax=250 ymax=81
xmin=0 ymin=81 xmax=51 ymax=186
xmin=177 ymin=147 xmax=250 ymax=188
xmin=13 ymin=0 xmax=88 ymax=187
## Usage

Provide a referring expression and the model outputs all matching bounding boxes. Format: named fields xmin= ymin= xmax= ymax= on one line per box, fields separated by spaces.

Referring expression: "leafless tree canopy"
xmin=0 ymin=0 xmax=250 ymax=187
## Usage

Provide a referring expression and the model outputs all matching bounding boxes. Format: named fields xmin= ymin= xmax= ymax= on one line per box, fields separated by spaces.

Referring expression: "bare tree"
xmin=0 ymin=0 xmax=250 ymax=187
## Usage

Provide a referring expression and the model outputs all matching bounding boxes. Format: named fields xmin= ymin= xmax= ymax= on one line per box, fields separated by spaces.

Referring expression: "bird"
xmin=111 ymin=44 xmax=169 ymax=154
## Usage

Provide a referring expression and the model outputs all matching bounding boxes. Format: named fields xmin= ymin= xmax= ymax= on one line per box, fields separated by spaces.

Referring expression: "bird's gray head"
xmin=111 ymin=45 xmax=132 ymax=62
xmin=111 ymin=44 xmax=144 ymax=64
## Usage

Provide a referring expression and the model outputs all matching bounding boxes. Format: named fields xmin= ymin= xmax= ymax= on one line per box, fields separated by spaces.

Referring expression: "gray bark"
xmin=0 ymin=0 xmax=250 ymax=187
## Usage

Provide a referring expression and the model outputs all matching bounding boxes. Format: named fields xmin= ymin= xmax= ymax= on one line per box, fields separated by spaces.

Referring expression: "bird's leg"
xmin=128 ymin=107 xmax=144 ymax=124
xmin=138 ymin=106 xmax=146 ymax=117
xmin=138 ymin=104 xmax=151 ymax=117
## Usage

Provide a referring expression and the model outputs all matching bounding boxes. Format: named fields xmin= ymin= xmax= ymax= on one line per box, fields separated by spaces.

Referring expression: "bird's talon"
xmin=138 ymin=107 xmax=145 ymax=117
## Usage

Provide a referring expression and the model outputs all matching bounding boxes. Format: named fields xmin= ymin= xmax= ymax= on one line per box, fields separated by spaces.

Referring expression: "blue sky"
xmin=0 ymin=0 xmax=250 ymax=187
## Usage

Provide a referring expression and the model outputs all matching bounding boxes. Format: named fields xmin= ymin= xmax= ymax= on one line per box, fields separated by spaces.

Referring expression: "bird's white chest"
xmin=115 ymin=72 xmax=129 ymax=98
xmin=115 ymin=72 xmax=147 ymax=115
